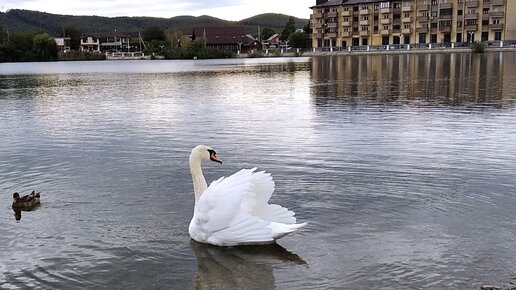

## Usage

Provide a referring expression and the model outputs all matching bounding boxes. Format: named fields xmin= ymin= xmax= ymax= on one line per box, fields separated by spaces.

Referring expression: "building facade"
xmin=311 ymin=0 xmax=516 ymax=48
xmin=192 ymin=26 xmax=262 ymax=52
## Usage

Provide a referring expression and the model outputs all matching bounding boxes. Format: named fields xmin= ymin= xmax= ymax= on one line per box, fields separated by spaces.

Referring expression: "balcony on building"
xmin=381 ymin=29 xmax=391 ymax=35
xmin=490 ymin=11 xmax=504 ymax=18
xmin=342 ymin=31 xmax=352 ymax=37
xmin=489 ymin=23 xmax=503 ymax=30
xmin=402 ymin=28 xmax=412 ymax=34
xmin=342 ymin=10 xmax=351 ymax=16
xmin=313 ymin=12 xmax=324 ymax=19
xmin=402 ymin=5 xmax=413 ymax=12
xmin=465 ymin=24 xmax=478 ymax=30
xmin=440 ymin=3 xmax=453 ymax=9
xmin=491 ymin=0 xmax=504 ymax=5
xmin=360 ymin=30 xmax=369 ymax=36
xmin=342 ymin=21 xmax=351 ymax=27
xmin=439 ymin=26 xmax=452 ymax=32
xmin=360 ymin=9 xmax=370 ymax=15
xmin=327 ymin=11 xmax=337 ymax=18
xmin=465 ymin=13 xmax=478 ymax=19
xmin=440 ymin=14 xmax=452 ymax=20
xmin=416 ymin=26 xmax=428 ymax=33
xmin=326 ymin=32 xmax=338 ymax=38
xmin=402 ymin=17 xmax=413 ymax=23
xmin=381 ymin=18 xmax=391 ymax=25
xmin=360 ymin=20 xmax=369 ymax=26
xmin=417 ymin=4 xmax=429 ymax=11
xmin=314 ymin=33 xmax=324 ymax=38
xmin=417 ymin=16 xmax=429 ymax=22
xmin=327 ymin=22 xmax=338 ymax=28
xmin=465 ymin=0 xmax=479 ymax=8
xmin=313 ymin=23 xmax=323 ymax=29
xmin=381 ymin=8 xmax=391 ymax=14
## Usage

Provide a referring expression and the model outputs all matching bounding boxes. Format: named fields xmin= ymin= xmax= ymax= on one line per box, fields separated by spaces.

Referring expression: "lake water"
xmin=1 ymin=54 xmax=516 ymax=289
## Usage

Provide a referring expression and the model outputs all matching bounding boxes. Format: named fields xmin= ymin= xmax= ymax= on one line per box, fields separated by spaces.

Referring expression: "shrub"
xmin=471 ymin=41 xmax=486 ymax=53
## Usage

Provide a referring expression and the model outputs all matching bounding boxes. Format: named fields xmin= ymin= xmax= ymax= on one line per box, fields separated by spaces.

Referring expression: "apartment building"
xmin=311 ymin=0 xmax=516 ymax=48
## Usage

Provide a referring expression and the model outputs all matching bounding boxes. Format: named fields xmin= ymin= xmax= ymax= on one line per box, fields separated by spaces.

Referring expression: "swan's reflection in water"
xmin=190 ymin=240 xmax=306 ymax=290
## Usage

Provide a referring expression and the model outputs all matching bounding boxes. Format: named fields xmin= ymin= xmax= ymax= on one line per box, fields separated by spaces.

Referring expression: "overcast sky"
xmin=1 ymin=0 xmax=314 ymax=20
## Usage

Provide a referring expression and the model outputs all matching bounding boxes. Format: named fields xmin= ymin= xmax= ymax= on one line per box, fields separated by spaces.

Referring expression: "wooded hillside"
xmin=0 ymin=9 xmax=309 ymax=37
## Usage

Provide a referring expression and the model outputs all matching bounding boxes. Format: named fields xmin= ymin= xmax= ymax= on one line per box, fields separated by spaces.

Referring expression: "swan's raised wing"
xmin=243 ymin=168 xmax=298 ymax=225
xmin=190 ymin=169 xmax=275 ymax=246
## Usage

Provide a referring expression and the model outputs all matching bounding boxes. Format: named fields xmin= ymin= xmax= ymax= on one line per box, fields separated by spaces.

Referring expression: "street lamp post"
xmin=237 ymin=42 xmax=243 ymax=55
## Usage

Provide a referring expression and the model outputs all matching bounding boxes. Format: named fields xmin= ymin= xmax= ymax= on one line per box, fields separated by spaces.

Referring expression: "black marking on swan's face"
xmin=13 ymin=193 xmax=20 ymax=200
xmin=207 ymin=149 xmax=223 ymax=164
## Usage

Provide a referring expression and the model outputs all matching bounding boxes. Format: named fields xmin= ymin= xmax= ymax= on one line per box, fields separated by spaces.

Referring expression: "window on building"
xmin=440 ymin=20 xmax=451 ymax=27
xmin=419 ymin=33 xmax=427 ymax=43
xmin=465 ymin=19 xmax=477 ymax=25
xmin=481 ymin=32 xmax=488 ymax=41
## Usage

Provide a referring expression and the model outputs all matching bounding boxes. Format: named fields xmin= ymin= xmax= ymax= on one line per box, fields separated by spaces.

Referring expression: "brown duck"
xmin=12 ymin=190 xmax=41 ymax=210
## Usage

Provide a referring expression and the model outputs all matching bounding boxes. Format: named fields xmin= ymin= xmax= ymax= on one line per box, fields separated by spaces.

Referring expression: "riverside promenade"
xmin=303 ymin=40 xmax=516 ymax=56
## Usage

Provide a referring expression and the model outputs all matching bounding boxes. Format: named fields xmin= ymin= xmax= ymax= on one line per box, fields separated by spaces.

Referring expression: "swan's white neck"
xmin=189 ymin=153 xmax=207 ymax=201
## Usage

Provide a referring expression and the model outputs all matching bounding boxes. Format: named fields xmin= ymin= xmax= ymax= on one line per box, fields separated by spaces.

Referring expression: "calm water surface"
xmin=1 ymin=54 xmax=516 ymax=289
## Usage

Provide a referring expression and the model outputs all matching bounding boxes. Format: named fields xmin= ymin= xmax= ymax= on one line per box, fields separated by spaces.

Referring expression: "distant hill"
xmin=0 ymin=9 xmax=309 ymax=37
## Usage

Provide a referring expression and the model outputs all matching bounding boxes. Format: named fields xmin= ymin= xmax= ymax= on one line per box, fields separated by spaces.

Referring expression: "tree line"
xmin=0 ymin=28 xmax=58 ymax=62
xmin=0 ymin=16 xmax=311 ymax=62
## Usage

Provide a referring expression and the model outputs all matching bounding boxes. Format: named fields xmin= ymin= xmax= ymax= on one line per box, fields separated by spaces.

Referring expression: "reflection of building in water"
xmin=311 ymin=53 xmax=512 ymax=108
xmin=311 ymin=0 xmax=516 ymax=48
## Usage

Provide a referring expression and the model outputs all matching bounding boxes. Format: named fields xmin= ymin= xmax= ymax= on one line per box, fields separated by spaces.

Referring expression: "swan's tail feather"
xmin=269 ymin=222 xmax=307 ymax=240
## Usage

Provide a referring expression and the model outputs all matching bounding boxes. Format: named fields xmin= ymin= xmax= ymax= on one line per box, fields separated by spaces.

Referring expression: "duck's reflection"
xmin=190 ymin=240 xmax=306 ymax=290
xmin=13 ymin=209 xmax=22 ymax=221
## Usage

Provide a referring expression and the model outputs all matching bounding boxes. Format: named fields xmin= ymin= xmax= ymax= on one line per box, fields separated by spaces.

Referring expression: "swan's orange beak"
xmin=210 ymin=152 xmax=223 ymax=164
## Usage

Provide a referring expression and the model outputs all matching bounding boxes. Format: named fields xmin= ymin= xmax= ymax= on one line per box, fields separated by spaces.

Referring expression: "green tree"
xmin=167 ymin=30 xmax=184 ymax=48
xmin=10 ymin=32 xmax=34 ymax=52
xmin=33 ymin=33 xmax=58 ymax=61
xmin=261 ymin=27 xmax=275 ymax=41
xmin=303 ymin=20 xmax=312 ymax=34
xmin=62 ymin=27 xmax=82 ymax=50
xmin=0 ymin=25 xmax=5 ymax=43
xmin=281 ymin=16 xmax=296 ymax=41
xmin=288 ymin=31 xmax=310 ymax=49
xmin=143 ymin=26 xmax=165 ymax=42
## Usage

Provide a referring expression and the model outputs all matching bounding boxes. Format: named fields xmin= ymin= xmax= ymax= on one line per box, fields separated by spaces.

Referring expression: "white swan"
xmin=188 ymin=145 xmax=307 ymax=246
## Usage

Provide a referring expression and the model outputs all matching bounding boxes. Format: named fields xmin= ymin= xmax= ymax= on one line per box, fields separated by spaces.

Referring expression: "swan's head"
xmin=13 ymin=192 xmax=20 ymax=202
xmin=191 ymin=145 xmax=223 ymax=164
